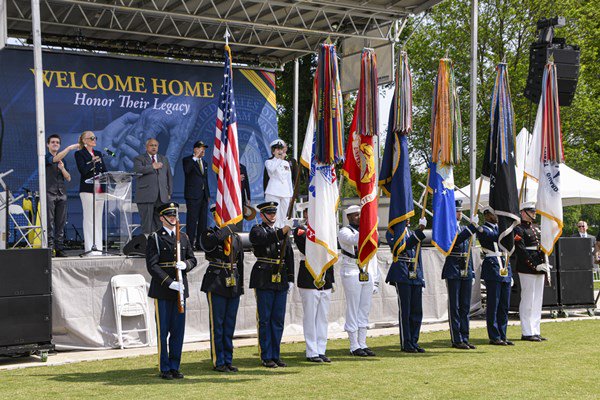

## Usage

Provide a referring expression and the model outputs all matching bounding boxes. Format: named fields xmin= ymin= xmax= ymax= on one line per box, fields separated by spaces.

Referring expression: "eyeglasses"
xmin=86 ymin=136 xmax=97 ymax=141
xmin=578 ymin=225 xmax=585 ymax=228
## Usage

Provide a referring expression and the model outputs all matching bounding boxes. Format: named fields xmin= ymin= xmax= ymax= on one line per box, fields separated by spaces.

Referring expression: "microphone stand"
xmin=79 ymin=155 xmax=116 ymax=257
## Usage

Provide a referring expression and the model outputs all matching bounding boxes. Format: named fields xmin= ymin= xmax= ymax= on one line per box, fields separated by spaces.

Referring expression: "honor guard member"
xmin=249 ymin=201 xmax=295 ymax=368
xmin=442 ymin=200 xmax=479 ymax=350
xmin=263 ymin=139 xmax=294 ymax=229
xmin=200 ymin=205 xmax=244 ymax=372
xmin=514 ymin=202 xmax=549 ymax=342
xmin=476 ymin=207 xmax=513 ymax=346
xmin=294 ymin=204 xmax=334 ymax=363
xmin=338 ymin=205 xmax=380 ymax=357
xmin=385 ymin=217 xmax=428 ymax=353
xmin=146 ymin=202 xmax=197 ymax=379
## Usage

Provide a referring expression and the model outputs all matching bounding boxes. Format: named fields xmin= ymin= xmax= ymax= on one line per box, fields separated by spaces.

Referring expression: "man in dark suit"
xmin=134 ymin=138 xmax=172 ymax=235
xmin=182 ymin=140 xmax=210 ymax=249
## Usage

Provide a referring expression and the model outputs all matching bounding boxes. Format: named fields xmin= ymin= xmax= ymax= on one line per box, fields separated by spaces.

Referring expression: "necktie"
xmin=152 ymin=155 xmax=156 ymax=163
xmin=198 ymin=158 xmax=204 ymax=174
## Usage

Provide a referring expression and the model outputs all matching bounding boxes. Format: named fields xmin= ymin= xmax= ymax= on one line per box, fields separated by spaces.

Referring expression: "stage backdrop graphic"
xmin=0 ymin=47 xmax=278 ymax=239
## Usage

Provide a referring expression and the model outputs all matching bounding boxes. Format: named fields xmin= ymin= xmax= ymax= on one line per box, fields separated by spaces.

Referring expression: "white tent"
xmin=456 ymin=128 xmax=600 ymax=210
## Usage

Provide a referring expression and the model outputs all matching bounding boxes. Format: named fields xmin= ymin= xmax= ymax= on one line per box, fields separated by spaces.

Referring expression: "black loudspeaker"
xmin=559 ymin=271 xmax=595 ymax=305
xmin=523 ymin=40 xmax=580 ymax=106
xmin=0 ymin=249 xmax=51 ymax=297
xmin=0 ymin=294 xmax=52 ymax=346
xmin=556 ymin=237 xmax=594 ymax=271
xmin=123 ymin=234 xmax=147 ymax=256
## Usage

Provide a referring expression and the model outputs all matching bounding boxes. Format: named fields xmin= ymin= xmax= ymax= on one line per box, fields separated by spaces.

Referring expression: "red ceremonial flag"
xmin=342 ymin=49 xmax=379 ymax=267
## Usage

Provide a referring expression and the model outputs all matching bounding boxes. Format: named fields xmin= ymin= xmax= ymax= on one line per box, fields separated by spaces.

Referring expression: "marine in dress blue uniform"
xmin=146 ymin=203 xmax=197 ymax=379
xmin=249 ymin=201 xmax=295 ymax=368
xmin=200 ymin=205 xmax=244 ymax=372
xmin=385 ymin=217 xmax=427 ymax=353
xmin=442 ymin=200 xmax=479 ymax=349
xmin=476 ymin=208 xmax=514 ymax=346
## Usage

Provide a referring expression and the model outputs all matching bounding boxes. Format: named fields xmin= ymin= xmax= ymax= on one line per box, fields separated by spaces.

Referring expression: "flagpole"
xmin=463 ymin=176 xmax=484 ymax=271
xmin=412 ymin=168 xmax=430 ymax=273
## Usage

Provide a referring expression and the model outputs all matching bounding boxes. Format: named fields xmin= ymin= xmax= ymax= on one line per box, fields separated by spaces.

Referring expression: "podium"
xmin=85 ymin=171 xmax=139 ymax=254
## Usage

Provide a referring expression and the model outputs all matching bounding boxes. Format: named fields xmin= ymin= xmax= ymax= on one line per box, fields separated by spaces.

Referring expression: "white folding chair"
xmin=8 ymin=204 xmax=42 ymax=248
xmin=111 ymin=274 xmax=152 ymax=349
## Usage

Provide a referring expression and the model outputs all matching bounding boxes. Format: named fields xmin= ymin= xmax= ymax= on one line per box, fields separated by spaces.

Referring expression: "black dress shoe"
xmin=464 ymin=342 xmax=477 ymax=349
xmin=55 ymin=249 xmax=68 ymax=258
xmin=535 ymin=335 xmax=547 ymax=341
xmin=318 ymin=354 xmax=331 ymax=363
xmin=362 ymin=348 xmax=376 ymax=356
xmin=521 ymin=335 xmax=541 ymax=342
xmin=160 ymin=371 xmax=173 ymax=380
xmin=170 ymin=370 xmax=184 ymax=379
xmin=504 ymin=340 xmax=514 ymax=346
xmin=226 ymin=364 xmax=239 ymax=372
xmin=274 ymin=359 xmax=287 ymax=367
xmin=452 ymin=342 xmax=470 ymax=350
xmin=402 ymin=348 xmax=418 ymax=353
xmin=351 ymin=348 xmax=368 ymax=357
xmin=307 ymin=356 xmax=324 ymax=363
xmin=489 ymin=339 xmax=507 ymax=345
xmin=262 ymin=360 xmax=278 ymax=368
xmin=415 ymin=346 xmax=426 ymax=353
xmin=213 ymin=365 xmax=230 ymax=372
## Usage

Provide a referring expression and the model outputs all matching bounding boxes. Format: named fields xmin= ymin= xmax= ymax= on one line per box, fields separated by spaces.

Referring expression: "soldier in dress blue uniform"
xmin=442 ymin=200 xmax=479 ymax=350
xmin=294 ymin=204 xmax=334 ymax=363
xmin=146 ymin=202 xmax=197 ymax=379
xmin=385 ymin=217 xmax=428 ymax=353
xmin=514 ymin=201 xmax=549 ymax=342
xmin=476 ymin=207 xmax=514 ymax=346
xmin=249 ymin=201 xmax=295 ymax=368
xmin=200 ymin=205 xmax=244 ymax=372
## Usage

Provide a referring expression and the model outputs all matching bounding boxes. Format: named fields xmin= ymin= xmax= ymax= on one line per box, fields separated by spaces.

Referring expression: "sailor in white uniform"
xmin=264 ymin=139 xmax=294 ymax=229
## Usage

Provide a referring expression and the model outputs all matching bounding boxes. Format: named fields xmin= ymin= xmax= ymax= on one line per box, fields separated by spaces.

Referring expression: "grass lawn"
xmin=1 ymin=320 xmax=599 ymax=400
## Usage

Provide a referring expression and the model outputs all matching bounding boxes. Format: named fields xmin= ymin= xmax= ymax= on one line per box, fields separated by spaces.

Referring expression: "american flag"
xmin=212 ymin=45 xmax=242 ymax=228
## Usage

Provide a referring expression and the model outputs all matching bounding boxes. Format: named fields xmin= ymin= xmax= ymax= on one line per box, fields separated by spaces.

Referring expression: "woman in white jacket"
xmin=264 ymin=139 xmax=294 ymax=228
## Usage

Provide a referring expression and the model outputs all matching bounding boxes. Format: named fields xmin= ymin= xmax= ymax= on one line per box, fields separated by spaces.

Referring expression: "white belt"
xmin=525 ymin=246 xmax=539 ymax=251
xmin=482 ymin=249 xmax=503 ymax=257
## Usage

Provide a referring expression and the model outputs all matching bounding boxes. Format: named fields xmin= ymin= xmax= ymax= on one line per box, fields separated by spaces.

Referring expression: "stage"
xmin=51 ymin=246 xmax=483 ymax=350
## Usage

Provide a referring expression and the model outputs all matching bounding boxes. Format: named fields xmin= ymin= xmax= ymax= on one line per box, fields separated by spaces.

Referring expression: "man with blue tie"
xmin=385 ymin=217 xmax=428 ymax=353
xmin=182 ymin=140 xmax=210 ymax=250
xmin=442 ymin=200 xmax=479 ymax=350
xmin=476 ymin=207 xmax=514 ymax=346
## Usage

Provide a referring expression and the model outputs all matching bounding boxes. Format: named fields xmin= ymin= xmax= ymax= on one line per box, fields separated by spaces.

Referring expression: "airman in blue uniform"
xmin=476 ymin=207 xmax=513 ymax=346
xmin=200 ymin=205 xmax=244 ymax=372
xmin=385 ymin=217 xmax=427 ymax=353
xmin=442 ymin=200 xmax=479 ymax=350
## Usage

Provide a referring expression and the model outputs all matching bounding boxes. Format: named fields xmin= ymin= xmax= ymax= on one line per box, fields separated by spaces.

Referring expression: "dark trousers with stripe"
xmin=154 ymin=298 xmax=186 ymax=372
xmin=446 ymin=278 xmax=472 ymax=344
xmin=255 ymin=289 xmax=287 ymax=361
xmin=484 ymin=280 xmax=511 ymax=341
xmin=395 ymin=283 xmax=423 ymax=351
xmin=207 ymin=292 xmax=240 ymax=367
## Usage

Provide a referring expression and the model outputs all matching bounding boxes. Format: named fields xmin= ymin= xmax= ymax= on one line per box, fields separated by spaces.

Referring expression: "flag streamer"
xmin=391 ymin=51 xmax=413 ymax=136
xmin=313 ymin=44 xmax=345 ymax=164
xmin=540 ymin=63 xmax=564 ymax=164
xmin=342 ymin=48 xmax=379 ymax=267
xmin=482 ymin=63 xmax=520 ymax=255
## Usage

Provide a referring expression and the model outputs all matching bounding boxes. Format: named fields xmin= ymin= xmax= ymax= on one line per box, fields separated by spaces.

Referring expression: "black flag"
xmin=481 ymin=64 xmax=520 ymax=255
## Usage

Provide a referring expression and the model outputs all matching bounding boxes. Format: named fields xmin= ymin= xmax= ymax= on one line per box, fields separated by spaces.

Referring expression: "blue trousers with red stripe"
xmin=154 ymin=298 xmax=185 ymax=372
xmin=207 ymin=292 xmax=240 ymax=367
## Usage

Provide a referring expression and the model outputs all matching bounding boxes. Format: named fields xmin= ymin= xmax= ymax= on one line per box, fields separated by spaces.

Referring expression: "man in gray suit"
xmin=134 ymin=138 xmax=173 ymax=234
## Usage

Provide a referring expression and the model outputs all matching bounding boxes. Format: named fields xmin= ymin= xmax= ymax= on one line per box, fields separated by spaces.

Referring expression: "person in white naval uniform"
xmin=264 ymin=139 xmax=294 ymax=229
xmin=338 ymin=205 xmax=380 ymax=357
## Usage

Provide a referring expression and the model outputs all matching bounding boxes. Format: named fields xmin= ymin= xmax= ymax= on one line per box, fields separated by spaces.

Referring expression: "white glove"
xmin=472 ymin=214 xmax=480 ymax=226
xmin=418 ymin=217 xmax=427 ymax=228
xmin=169 ymin=281 xmax=184 ymax=292
xmin=283 ymin=218 xmax=295 ymax=228
xmin=176 ymin=261 xmax=187 ymax=271
xmin=373 ymin=282 xmax=380 ymax=295
xmin=535 ymin=263 xmax=545 ymax=272
xmin=288 ymin=282 xmax=294 ymax=293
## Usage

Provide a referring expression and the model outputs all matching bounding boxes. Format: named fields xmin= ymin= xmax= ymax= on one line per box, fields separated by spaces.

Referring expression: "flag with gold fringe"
xmin=300 ymin=43 xmax=343 ymax=285
xmin=427 ymin=57 xmax=462 ymax=256
xmin=524 ymin=60 xmax=564 ymax=255
xmin=342 ymin=48 xmax=379 ymax=267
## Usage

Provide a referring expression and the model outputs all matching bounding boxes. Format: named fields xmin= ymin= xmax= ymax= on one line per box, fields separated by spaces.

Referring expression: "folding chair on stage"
xmin=111 ymin=274 xmax=152 ymax=349
xmin=8 ymin=204 xmax=42 ymax=248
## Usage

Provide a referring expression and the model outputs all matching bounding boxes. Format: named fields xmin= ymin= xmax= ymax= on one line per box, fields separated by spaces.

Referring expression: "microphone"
xmin=104 ymin=148 xmax=116 ymax=157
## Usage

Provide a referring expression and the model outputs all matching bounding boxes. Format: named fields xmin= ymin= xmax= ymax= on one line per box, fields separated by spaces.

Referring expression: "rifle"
xmin=175 ymin=218 xmax=185 ymax=314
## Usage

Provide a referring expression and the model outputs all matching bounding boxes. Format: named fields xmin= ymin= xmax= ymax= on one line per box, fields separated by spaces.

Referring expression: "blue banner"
xmin=0 ymin=48 xmax=278 ymax=236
